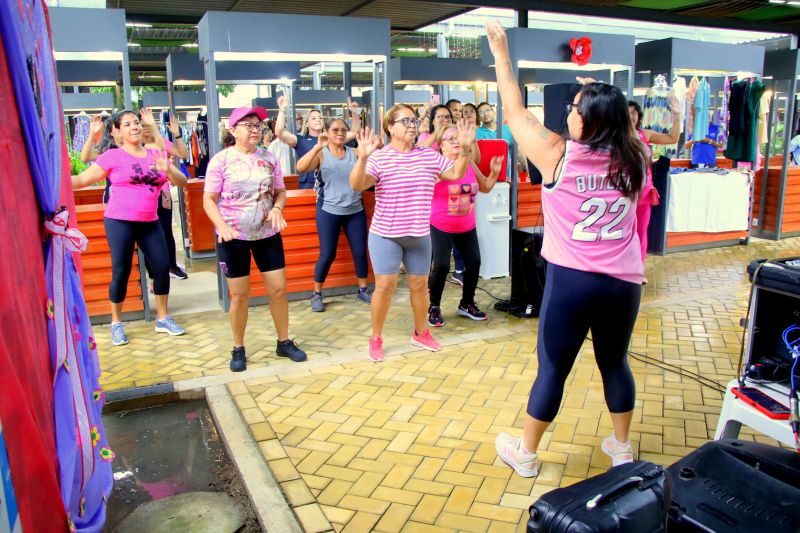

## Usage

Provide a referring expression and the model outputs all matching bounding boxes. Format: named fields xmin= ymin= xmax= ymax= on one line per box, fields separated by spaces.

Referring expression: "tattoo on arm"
xmin=537 ymin=128 xmax=551 ymax=140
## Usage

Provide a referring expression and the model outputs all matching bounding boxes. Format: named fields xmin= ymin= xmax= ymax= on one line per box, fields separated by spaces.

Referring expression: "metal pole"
xmin=121 ymin=50 xmax=133 ymax=110
xmin=775 ymin=74 xmax=797 ymax=240
xmin=371 ymin=65 xmax=380 ymax=132
xmin=344 ymin=62 xmax=352 ymax=97
xmin=758 ymin=80 xmax=777 ymax=237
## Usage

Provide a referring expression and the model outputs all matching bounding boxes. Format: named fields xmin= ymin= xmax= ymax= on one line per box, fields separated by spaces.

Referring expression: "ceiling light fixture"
xmin=181 ymin=43 xmax=198 ymax=47
xmin=125 ymin=22 xmax=152 ymax=28
xmin=769 ymin=0 xmax=786 ymax=4
xmin=128 ymin=43 xmax=141 ymax=47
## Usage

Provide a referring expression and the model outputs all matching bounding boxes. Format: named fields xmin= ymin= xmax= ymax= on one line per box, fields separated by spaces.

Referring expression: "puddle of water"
xmin=102 ymin=400 xmax=256 ymax=531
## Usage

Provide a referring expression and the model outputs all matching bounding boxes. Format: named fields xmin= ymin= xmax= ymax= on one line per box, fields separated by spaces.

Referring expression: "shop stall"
xmin=198 ymin=11 xmax=390 ymax=311
xmin=52 ymin=7 xmax=149 ymax=321
xmin=481 ymin=27 xmax=635 ymax=236
xmin=754 ymin=48 xmax=800 ymax=240
xmin=635 ymin=38 xmax=765 ymax=253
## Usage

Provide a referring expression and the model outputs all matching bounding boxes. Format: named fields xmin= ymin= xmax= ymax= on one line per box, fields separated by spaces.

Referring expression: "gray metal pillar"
xmin=121 ymin=50 xmax=133 ymax=110
xmin=344 ymin=63 xmax=352 ymax=97
xmin=758 ymin=79 xmax=777 ymax=236
xmin=775 ymin=74 xmax=797 ymax=240
xmin=371 ymin=66 xmax=380 ymax=132
xmin=383 ymin=60 xmax=393 ymax=120
xmin=437 ymin=34 xmax=450 ymax=103
xmin=517 ymin=9 xmax=528 ymax=28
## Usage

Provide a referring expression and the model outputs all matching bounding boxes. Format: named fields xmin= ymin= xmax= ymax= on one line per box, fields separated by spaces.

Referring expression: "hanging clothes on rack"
xmin=717 ymin=77 xmax=731 ymax=147
xmin=724 ymin=79 xmax=765 ymax=164
xmin=71 ymin=112 xmax=90 ymax=153
xmin=685 ymin=76 xmax=699 ymax=135
xmin=642 ymin=75 xmax=678 ymax=158
xmin=692 ymin=78 xmax=711 ymax=142
xmin=194 ymin=110 xmax=209 ymax=178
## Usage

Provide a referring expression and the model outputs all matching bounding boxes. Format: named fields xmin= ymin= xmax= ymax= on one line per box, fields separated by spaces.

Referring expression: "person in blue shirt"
xmin=685 ymin=124 xmax=721 ymax=168
xmin=476 ymin=102 xmax=514 ymax=178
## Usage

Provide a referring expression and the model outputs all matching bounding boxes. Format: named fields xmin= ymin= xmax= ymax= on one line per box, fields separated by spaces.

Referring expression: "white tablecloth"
xmin=667 ymin=170 xmax=751 ymax=233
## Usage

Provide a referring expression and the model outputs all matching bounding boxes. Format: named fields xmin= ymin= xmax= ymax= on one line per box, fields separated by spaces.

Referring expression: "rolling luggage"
xmin=667 ymin=439 xmax=800 ymax=532
xmin=527 ymin=461 xmax=667 ymax=532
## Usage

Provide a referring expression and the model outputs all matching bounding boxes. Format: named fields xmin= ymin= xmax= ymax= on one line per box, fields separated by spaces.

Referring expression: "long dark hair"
xmin=428 ymin=104 xmax=452 ymax=134
xmin=628 ymin=100 xmax=642 ymax=130
xmin=577 ymin=84 xmax=647 ymax=199
xmin=463 ymin=103 xmax=479 ymax=126
xmin=95 ymin=112 xmax=119 ymax=154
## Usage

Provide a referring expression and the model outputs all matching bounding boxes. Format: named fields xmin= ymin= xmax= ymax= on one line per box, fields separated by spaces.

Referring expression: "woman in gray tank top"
xmin=296 ymin=118 xmax=371 ymax=312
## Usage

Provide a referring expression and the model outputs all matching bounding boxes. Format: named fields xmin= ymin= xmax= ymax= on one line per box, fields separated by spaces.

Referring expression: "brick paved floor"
xmin=96 ymin=237 xmax=800 ymax=532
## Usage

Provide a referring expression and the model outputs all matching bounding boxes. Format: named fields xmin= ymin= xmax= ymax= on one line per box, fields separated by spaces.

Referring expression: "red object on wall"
xmin=570 ymin=37 xmax=593 ymax=66
xmin=0 ymin=32 xmax=68 ymax=532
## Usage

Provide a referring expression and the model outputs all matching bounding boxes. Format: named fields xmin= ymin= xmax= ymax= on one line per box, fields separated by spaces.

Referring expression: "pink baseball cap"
xmin=228 ymin=106 xmax=268 ymax=128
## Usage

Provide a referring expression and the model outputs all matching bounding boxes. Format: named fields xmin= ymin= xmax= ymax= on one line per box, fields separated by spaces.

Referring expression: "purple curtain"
xmin=0 ymin=1 xmax=113 ymax=531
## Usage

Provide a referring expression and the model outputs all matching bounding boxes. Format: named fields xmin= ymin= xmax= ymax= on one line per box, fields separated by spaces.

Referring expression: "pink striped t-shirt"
xmin=541 ymin=140 xmax=644 ymax=284
xmin=365 ymin=145 xmax=453 ymax=237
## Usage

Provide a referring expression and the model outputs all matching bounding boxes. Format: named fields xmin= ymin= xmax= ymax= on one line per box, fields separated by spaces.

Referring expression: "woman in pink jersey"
xmin=428 ymin=126 xmax=503 ymax=327
xmin=349 ymin=104 xmax=475 ymax=363
xmin=486 ymin=21 xmax=650 ymax=476
xmin=72 ymin=110 xmax=189 ymax=346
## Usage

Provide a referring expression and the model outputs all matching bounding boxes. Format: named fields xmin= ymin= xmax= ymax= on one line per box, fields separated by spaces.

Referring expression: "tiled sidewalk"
xmin=96 ymin=237 xmax=800 ymax=532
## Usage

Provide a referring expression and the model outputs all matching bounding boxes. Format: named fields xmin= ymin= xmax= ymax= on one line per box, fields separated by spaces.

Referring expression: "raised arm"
xmin=472 ymin=156 xmax=502 ymax=193
xmin=485 ymin=21 xmax=565 ymax=177
xmin=140 ymin=108 xmax=166 ymax=151
xmin=643 ymin=95 xmax=681 ymax=145
xmin=167 ymin=115 xmax=190 ymax=159
xmin=275 ymin=95 xmax=299 ymax=147
xmin=345 ymin=97 xmax=361 ymax=143
xmin=349 ymin=127 xmax=380 ymax=191
xmin=439 ymin=119 xmax=474 ymax=181
xmin=71 ymin=163 xmax=107 ymax=190
xmin=296 ymin=131 xmax=327 ymax=173
xmin=153 ymin=151 xmax=188 ymax=187
xmin=80 ymin=115 xmax=103 ymax=162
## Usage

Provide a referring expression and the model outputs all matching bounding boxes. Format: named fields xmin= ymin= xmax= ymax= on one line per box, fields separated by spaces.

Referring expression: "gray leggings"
xmin=368 ymin=233 xmax=432 ymax=276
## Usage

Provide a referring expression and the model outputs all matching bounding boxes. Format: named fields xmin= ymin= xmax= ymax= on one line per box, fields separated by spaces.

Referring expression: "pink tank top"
xmin=430 ymin=163 xmax=478 ymax=233
xmin=541 ymin=140 xmax=644 ymax=284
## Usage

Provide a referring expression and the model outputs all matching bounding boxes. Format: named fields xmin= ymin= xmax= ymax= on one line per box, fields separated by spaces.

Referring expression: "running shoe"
xmin=495 ymin=433 xmax=540 ymax=477
xmin=155 ymin=315 xmax=186 ymax=336
xmin=601 ymin=434 xmax=634 ymax=466
xmin=427 ymin=306 xmax=444 ymax=327
xmin=368 ymin=336 xmax=385 ymax=362
xmin=410 ymin=329 xmax=442 ymax=352
xmin=110 ymin=322 xmax=128 ymax=346
xmin=457 ymin=302 xmax=488 ymax=321
xmin=276 ymin=339 xmax=307 ymax=362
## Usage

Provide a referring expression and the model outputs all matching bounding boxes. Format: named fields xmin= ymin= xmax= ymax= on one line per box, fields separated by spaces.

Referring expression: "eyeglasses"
xmin=441 ymin=136 xmax=457 ymax=143
xmin=434 ymin=114 xmax=451 ymax=121
xmin=478 ymin=109 xmax=493 ymax=117
xmin=329 ymin=127 xmax=348 ymax=134
xmin=392 ymin=118 xmax=422 ymax=128
xmin=566 ymin=102 xmax=580 ymax=115
xmin=237 ymin=122 xmax=263 ymax=132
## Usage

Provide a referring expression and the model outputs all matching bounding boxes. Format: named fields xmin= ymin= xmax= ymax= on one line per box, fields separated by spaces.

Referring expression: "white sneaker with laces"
xmin=495 ymin=433 xmax=539 ymax=477
xmin=601 ymin=434 xmax=634 ymax=466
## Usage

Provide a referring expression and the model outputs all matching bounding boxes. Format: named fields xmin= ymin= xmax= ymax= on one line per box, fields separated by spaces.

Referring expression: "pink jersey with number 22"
xmin=541 ymin=140 xmax=644 ymax=284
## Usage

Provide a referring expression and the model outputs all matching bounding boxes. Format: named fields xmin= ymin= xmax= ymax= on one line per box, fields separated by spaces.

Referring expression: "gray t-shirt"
xmin=318 ymin=146 xmax=363 ymax=215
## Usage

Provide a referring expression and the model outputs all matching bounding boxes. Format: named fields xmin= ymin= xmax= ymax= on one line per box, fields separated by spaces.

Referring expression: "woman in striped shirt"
xmin=350 ymin=104 xmax=475 ymax=362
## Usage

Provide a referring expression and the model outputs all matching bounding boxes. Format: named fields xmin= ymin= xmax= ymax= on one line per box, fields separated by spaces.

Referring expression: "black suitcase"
xmin=667 ymin=439 xmax=800 ymax=532
xmin=527 ymin=461 xmax=667 ymax=532
xmin=747 ymin=257 xmax=800 ymax=296
xmin=510 ymin=227 xmax=547 ymax=315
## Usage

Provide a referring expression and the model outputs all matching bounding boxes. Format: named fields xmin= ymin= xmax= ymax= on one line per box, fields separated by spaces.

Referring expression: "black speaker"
xmin=511 ymin=227 xmax=546 ymax=312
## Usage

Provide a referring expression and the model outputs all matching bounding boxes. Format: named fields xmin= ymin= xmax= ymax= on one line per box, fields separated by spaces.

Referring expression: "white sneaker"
xmin=601 ymin=434 xmax=634 ymax=466
xmin=495 ymin=433 xmax=540 ymax=477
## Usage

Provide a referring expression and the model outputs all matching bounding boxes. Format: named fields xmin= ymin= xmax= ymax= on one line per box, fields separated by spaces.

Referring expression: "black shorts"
xmin=217 ymin=234 xmax=286 ymax=279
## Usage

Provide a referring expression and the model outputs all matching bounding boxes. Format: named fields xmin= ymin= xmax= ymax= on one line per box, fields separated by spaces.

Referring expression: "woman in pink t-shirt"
xmin=349 ymin=105 xmax=475 ymax=363
xmin=203 ymin=106 xmax=307 ymax=372
xmin=72 ymin=110 xmax=189 ymax=346
xmin=428 ymin=126 xmax=502 ymax=327
xmin=417 ymin=104 xmax=452 ymax=151
xmin=486 ymin=21 xmax=650 ymax=477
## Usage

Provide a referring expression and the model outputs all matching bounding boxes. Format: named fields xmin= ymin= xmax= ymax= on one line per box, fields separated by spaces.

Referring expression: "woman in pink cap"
xmin=203 ymin=107 xmax=307 ymax=372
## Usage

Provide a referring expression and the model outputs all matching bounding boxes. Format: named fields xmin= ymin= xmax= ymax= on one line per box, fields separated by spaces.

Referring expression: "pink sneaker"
xmin=368 ymin=336 xmax=385 ymax=362
xmin=410 ymin=328 xmax=442 ymax=352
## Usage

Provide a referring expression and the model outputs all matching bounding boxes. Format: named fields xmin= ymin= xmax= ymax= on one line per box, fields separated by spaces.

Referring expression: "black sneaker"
xmin=170 ymin=266 xmax=188 ymax=280
xmin=276 ymin=339 xmax=307 ymax=362
xmin=427 ymin=305 xmax=445 ymax=327
xmin=449 ymin=270 xmax=464 ymax=286
xmin=230 ymin=346 xmax=246 ymax=372
xmin=457 ymin=302 xmax=488 ymax=321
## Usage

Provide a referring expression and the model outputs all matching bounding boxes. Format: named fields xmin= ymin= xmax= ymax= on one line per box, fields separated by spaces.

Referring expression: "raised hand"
xmin=153 ymin=150 xmax=170 ymax=174
xmin=355 ymin=127 xmax=379 ymax=158
xmin=576 ymin=76 xmax=597 ymax=86
xmin=139 ymin=107 xmax=156 ymax=125
xmin=317 ymin=131 xmax=330 ymax=149
xmin=456 ymin=118 xmax=476 ymax=148
xmin=90 ymin=114 xmax=103 ymax=135
xmin=485 ymin=20 xmax=510 ymax=60
xmin=168 ymin=115 xmax=181 ymax=136
xmin=489 ymin=155 xmax=503 ymax=175
xmin=347 ymin=97 xmax=360 ymax=116
xmin=277 ymin=95 xmax=289 ymax=111
xmin=668 ymin=95 xmax=681 ymax=114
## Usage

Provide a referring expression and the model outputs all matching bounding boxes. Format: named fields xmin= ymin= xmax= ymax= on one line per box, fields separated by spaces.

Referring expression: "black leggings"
xmin=527 ymin=263 xmax=640 ymax=422
xmin=145 ymin=201 xmax=179 ymax=277
xmin=314 ymin=206 xmax=369 ymax=283
xmin=105 ymin=218 xmax=170 ymax=302
xmin=429 ymin=225 xmax=480 ymax=307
